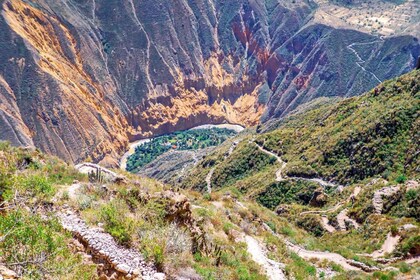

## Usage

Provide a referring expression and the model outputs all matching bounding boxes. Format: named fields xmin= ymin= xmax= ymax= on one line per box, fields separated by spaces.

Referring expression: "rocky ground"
xmin=58 ymin=210 xmax=164 ymax=280
xmin=0 ymin=0 xmax=418 ymax=166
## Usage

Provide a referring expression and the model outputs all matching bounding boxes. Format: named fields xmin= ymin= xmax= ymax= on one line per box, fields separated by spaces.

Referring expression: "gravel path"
xmin=337 ymin=209 xmax=360 ymax=231
xmin=321 ymin=216 xmax=336 ymax=233
xmin=244 ymin=235 xmax=287 ymax=280
xmin=300 ymin=203 xmax=343 ymax=216
xmin=255 ymin=143 xmax=286 ymax=181
xmin=205 ymin=167 xmax=215 ymax=193
xmin=285 ymin=240 xmax=362 ymax=271
xmin=372 ymin=186 xmax=400 ymax=214
xmin=58 ymin=211 xmax=165 ymax=280
xmin=370 ymin=233 xmax=401 ymax=258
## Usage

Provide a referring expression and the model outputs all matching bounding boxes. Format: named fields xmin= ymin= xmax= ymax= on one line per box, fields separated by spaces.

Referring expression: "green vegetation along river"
xmin=120 ymin=124 xmax=244 ymax=172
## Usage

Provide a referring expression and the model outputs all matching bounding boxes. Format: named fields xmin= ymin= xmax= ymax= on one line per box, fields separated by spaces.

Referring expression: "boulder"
xmin=309 ymin=188 xmax=328 ymax=207
xmin=0 ymin=265 xmax=17 ymax=279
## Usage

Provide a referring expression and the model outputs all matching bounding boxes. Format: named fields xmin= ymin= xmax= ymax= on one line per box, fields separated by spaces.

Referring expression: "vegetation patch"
xmin=126 ymin=128 xmax=237 ymax=172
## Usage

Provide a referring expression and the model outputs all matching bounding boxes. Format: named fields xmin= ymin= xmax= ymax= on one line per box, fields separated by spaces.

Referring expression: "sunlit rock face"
xmin=0 ymin=0 xmax=418 ymax=165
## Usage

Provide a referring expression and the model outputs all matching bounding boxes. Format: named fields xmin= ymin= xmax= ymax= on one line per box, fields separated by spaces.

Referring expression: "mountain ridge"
xmin=0 ymin=0 xmax=419 ymax=166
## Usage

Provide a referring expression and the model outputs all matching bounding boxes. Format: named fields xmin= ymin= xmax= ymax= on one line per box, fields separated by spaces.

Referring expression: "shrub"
xmin=100 ymin=201 xmax=133 ymax=245
xmin=399 ymin=262 xmax=411 ymax=273
xmin=395 ymin=174 xmax=407 ymax=183
xmin=0 ymin=211 xmax=96 ymax=279
xmin=280 ymin=226 xmax=295 ymax=237
xmin=22 ymin=175 xmax=55 ymax=198
xmin=390 ymin=225 xmax=398 ymax=236
xmin=296 ymin=215 xmax=325 ymax=237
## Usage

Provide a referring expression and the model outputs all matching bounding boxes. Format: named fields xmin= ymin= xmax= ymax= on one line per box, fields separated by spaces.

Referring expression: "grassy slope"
xmin=179 ymin=70 xmax=420 ymax=279
xmin=0 ymin=143 xmax=269 ymax=280
xmin=260 ymin=69 xmax=419 ymax=184
xmin=0 ymin=142 xmax=96 ymax=279
xmin=1 ymin=70 xmax=419 ymax=280
xmin=184 ymin=70 xmax=419 ymax=192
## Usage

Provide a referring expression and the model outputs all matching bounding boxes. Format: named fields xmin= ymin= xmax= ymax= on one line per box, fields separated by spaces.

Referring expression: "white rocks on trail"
xmin=205 ymin=168 xmax=215 ymax=194
xmin=372 ymin=186 xmax=400 ymax=214
xmin=321 ymin=215 xmax=336 ymax=233
xmin=75 ymin=163 xmax=126 ymax=183
xmin=337 ymin=209 xmax=360 ymax=231
xmin=243 ymin=235 xmax=286 ymax=280
xmin=0 ymin=265 xmax=17 ymax=279
xmin=370 ymin=232 xmax=401 ymax=259
xmin=67 ymin=182 xmax=82 ymax=201
xmin=58 ymin=211 xmax=164 ymax=280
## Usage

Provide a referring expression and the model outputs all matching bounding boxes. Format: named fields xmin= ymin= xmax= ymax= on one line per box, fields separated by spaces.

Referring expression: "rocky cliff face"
xmin=0 ymin=0 xmax=419 ymax=165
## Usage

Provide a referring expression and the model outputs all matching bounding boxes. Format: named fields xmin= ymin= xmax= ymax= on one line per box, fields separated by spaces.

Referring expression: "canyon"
xmin=0 ymin=0 xmax=419 ymax=166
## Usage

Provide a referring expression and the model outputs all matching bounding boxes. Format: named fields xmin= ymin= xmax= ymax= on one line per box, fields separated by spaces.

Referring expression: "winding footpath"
xmin=255 ymin=143 xmax=286 ymax=181
xmin=301 ymin=185 xmax=362 ymax=232
xmin=244 ymin=235 xmax=287 ymax=280
xmin=372 ymin=186 xmax=400 ymax=214
xmin=346 ymin=40 xmax=383 ymax=84
xmin=370 ymin=233 xmax=401 ymax=259
xmin=300 ymin=203 xmax=342 ymax=216
xmin=205 ymin=168 xmax=215 ymax=193
xmin=59 ymin=211 xmax=165 ymax=280
xmin=262 ymin=224 xmax=371 ymax=272
xmin=285 ymin=240 xmax=363 ymax=271
xmin=255 ymin=143 xmax=338 ymax=187
xmin=206 ymin=140 xmax=239 ymax=193
xmin=337 ymin=209 xmax=360 ymax=231
xmin=321 ymin=216 xmax=336 ymax=233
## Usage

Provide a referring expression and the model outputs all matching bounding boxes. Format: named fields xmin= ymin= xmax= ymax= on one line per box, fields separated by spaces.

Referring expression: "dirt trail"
xmin=346 ymin=40 xmax=383 ymax=84
xmin=302 ymin=185 xmax=363 ymax=232
xmin=205 ymin=140 xmax=238 ymax=193
xmin=337 ymin=209 xmax=360 ymax=231
xmin=285 ymin=240 xmax=361 ymax=271
xmin=255 ymin=143 xmax=286 ymax=181
xmin=321 ymin=216 xmax=336 ymax=233
xmin=300 ymin=203 xmax=342 ymax=216
xmin=372 ymin=186 xmax=400 ymax=214
xmin=67 ymin=183 xmax=81 ymax=201
xmin=260 ymin=223 xmax=364 ymax=271
xmin=371 ymin=233 xmax=401 ymax=258
xmin=255 ymin=143 xmax=338 ymax=187
xmin=243 ymin=235 xmax=286 ymax=280
xmin=226 ymin=141 xmax=239 ymax=158
xmin=205 ymin=167 xmax=215 ymax=193
xmin=59 ymin=211 xmax=164 ymax=280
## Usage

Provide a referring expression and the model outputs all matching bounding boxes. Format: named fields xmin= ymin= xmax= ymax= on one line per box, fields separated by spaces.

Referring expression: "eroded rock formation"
xmin=0 ymin=0 xmax=419 ymax=165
